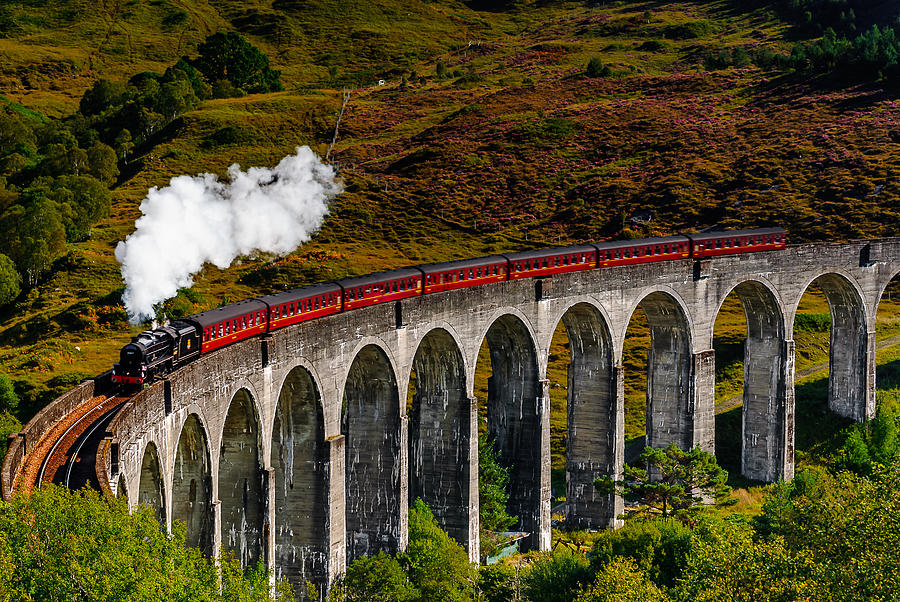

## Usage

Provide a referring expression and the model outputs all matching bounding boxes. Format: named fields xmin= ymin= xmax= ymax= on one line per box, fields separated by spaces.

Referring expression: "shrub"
xmin=586 ymin=57 xmax=611 ymax=78
xmin=575 ymin=558 xmax=668 ymax=602
xmin=522 ymin=548 xmax=592 ymax=602
xmin=402 ymin=499 xmax=475 ymax=601
xmin=0 ymin=253 xmax=21 ymax=306
xmin=794 ymin=312 xmax=830 ymax=332
xmin=590 ymin=518 xmax=691 ymax=589
xmin=334 ymin=552 xmax=417 ymax=601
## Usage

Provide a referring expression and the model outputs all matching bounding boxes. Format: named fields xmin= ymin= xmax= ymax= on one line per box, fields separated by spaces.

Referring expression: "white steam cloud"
xmin=115 ymin=146 xmax=342 ymax=323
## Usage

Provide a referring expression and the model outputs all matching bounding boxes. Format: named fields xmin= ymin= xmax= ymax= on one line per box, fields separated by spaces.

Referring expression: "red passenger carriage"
xmin=504 ymin=245 xmax=597 ymax=280
xmin=338 ymin=268 xmax=422 ymax=310
xmin=686 ymin=228 xmax=786 ymax=258
xmin=192 ymin=299 xmax=269 ymax=353
xmin=595 ymin=236 xmax=689 ymax=267
xmin=420 ymin=256 xmax=508 ymax=294
xmin=259 ymin=283 xmax=342 ymax=331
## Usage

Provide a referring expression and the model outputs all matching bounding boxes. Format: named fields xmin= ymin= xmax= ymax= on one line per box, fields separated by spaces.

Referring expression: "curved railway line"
xmin=18 ymin=390 xmax=129 ymax=493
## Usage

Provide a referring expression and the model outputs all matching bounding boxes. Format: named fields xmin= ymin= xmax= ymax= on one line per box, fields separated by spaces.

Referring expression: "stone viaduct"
xmin=93 ymin=239 xmax=899 ymax=595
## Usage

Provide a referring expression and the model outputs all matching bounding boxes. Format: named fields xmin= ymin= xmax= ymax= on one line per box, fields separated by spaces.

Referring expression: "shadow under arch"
xmin=220 ymin=388 xmax=264 ymax=570
xmin=172 ymin=414 xmax=213 ymax=556
xmin=482 ymin=313 xmax=546 ymax=551
xmin=796 ymin=272 xmax=870 ymax=421
xmin=271 ymin=364 xmax=328 ymax=594
xmin=553 ymin=301 xmax=619 ymax=529
xmin=407 ymin=327 xmax=473 ymax=552
xmin=626 ymin=291 xmax=694 ymax=451
xmin=138 ymin=441 xmax=166 ymax=527
xmin=342 ymin=344 xmax=402 ymax=561
xmin=714 ymin=280 xmax=789 ymax=482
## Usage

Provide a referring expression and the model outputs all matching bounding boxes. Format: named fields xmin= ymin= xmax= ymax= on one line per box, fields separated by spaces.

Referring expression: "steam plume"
xmin=115 ymin=146 xmax=341 ymax=323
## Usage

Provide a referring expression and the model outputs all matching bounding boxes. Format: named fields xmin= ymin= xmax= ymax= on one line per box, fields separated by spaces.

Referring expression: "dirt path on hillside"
xmin=714 ymin=334 xmax=900 ymax=415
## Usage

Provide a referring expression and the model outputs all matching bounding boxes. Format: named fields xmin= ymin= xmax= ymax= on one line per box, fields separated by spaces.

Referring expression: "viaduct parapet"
xmin=13 ymin=239 xmax=900 ymax=596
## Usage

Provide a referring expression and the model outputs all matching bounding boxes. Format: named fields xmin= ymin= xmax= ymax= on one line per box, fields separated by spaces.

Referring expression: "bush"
xmin=522 ymin=548 xmax=592 ymax=602
xmin=0 ymin=485 xmax=293 ymax=600
xmin=840 ymin=393 xmax=900 ymax=475
xmin=402 ymin=499 xmax=476 ymax=601
xmin=794 ymin=312 xmax=830 ymax=332
xmin=586 ymin=57 xmax=611 ymax=78
xmin=575 ymin=558 xmax=668 ymax=602
xmin=665 ymin=20 xmax=716 ymax=40
xmin=0 ymin=374 xmax=18 ymax=413
xmin=479 ymin=434 xmax=517 ymax=555
xmin=0 ymin=253 xmax=21 ymax=306
xmin=477 ymin=563 xmax=517 ymax=602
xmin=334 ymin=552 xmax=418 ymax=601
xmin=590 ymin=519 xmax=691 ymax=589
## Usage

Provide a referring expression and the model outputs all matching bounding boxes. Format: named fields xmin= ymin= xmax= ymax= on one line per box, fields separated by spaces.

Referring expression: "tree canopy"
xmin=0 ymin=485 xmax=293 ymax=601
xmin=192 ymin=32 xmax=283 ymax=95
xmin=595 ymin=444 xmax=732 ymax=522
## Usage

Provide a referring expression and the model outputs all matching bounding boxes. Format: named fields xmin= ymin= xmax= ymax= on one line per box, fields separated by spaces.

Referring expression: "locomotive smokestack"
xmin=115 ymin=146 xmax=342 ymax=323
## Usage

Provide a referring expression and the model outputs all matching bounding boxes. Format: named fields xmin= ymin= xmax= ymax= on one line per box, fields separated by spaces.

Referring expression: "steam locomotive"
xmin=112 ymin=227 xmax=786 ymax=386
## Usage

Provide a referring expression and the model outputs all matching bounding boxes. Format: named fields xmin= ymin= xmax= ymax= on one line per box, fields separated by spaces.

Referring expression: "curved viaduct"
xmin=92 ymin=239 xmax=899 ymax=592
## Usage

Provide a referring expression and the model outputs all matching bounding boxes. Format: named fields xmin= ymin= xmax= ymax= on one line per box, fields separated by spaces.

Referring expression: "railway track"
xmin=17 ymin=390 xmax=129 ymax=493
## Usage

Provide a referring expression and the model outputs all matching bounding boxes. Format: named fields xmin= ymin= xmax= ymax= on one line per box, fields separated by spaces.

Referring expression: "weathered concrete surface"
xmin=92 ymin=238 xmax=900 ymax=595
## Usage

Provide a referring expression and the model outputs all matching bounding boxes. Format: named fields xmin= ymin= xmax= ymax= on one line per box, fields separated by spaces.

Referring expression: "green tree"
xmin=86 ymin=141 xmax=119 ymax=185
xmin=0 ymin=409 xmax=21 ymax=461
xmin=595 ymin=444 xmax=731 ymax=522
xmin=586 ymin=57 xmax=611 ymax=78
xmin=523 ymin=548 xmax=592 ymax=602
xmin=114 ymin=129 xmax=134 ymax=162
xmin=79 ymin=78 xmax=125 ymax=116
xmin=0 ymin=373 xmax=18 ymax=413
xmin=0 ymin=485 xmax=292 ymax=600
xmin=575 ymin=558 xmax=668 ymax=602
xmin=0 ymin=253 xmax=21 ymax=306
xmin=0 ymin=198 xmax=66 ymax=285
xmin=590 ymin=518 xmax=691 ymax=589
xmin=402 ymin=499 xmax=476 ymax=601
xmin=24 ymin=175 xmax=111 ymax=242
xmin=476 ymin=562 xmax=518 ymax=602
xmin=192 ymin=32 xmax=283 ymax=94
xmin=331 ymin=552 xmax=418 ymax=602
xmin=0 ymin=110 xmax=36 ymax=159
xmin=675 ymin=518 xmax=813 ymax=602
xmin=156 ymin=78 xmax=199 ymax=121
xmin=841 ymin=393 xmax=900 ymax=475
xmin=478 ymin=434 xmax=517 ymax=554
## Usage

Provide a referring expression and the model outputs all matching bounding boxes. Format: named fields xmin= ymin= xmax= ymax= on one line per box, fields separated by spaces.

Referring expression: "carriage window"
xmin=314 ymin=298 xmax=319 ymax=309
xmin=242 ymin=317 xmax=246 ymax=329
xmin=219 ymin=324 xmax=224 ymax=336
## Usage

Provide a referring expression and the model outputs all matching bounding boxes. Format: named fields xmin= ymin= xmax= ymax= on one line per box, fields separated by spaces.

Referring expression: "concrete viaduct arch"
xmin=99 ymin=238 xmax=900 ymax=596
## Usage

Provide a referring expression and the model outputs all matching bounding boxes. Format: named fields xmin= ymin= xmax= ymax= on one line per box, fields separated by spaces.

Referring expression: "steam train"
xmin=112 ymin=227 xmax=786 ymax=386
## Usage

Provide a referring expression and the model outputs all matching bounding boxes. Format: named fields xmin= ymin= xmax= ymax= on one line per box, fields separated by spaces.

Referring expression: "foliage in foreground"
xmin=327 ymin=499 xmax=475 ymax=602
xmin=478 ymin=433 xmax=517 ymax=556
xmin=0 ymin=485 xmax=292 ymax=601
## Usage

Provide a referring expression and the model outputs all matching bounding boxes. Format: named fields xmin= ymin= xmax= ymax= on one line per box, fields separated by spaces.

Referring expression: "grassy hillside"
xmin=0 ymin=0 xmax=898 ymax=431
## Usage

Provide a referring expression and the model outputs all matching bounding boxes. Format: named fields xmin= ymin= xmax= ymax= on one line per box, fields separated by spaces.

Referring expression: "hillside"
xmin=0 ymin=0 xmax=899 ymax=424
